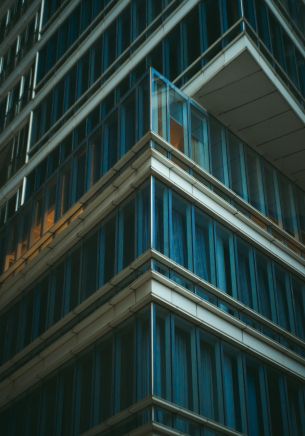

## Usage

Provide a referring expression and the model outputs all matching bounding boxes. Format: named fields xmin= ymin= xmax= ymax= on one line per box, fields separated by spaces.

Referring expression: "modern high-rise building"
xmin=0 ymin=0 xmax=305 ymax=435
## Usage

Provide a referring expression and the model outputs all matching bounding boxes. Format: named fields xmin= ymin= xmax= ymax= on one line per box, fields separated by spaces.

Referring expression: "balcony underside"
xmin=183 ymin=36 xmax=305 ymax=191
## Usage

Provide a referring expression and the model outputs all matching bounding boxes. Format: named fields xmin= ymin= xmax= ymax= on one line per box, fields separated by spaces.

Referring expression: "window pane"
xmin=43 ymin=178 xmax=56 ymax=231
xmin=154 ymin=180 xmax=168 ymax=255
xmin=137 ymin=182 xmax=150 ymax=256
xmin=215 ymin=223 xmax=235 ymax=296
xmin=169 ymin=89 xmax=187 ymax=153
xmin=255 ymin=251 xmax=274 ymax=320
xmin=278 ymin=175 xmax=296 ymax=236
xmin=60 ymin=366 xmax=75 ymax=436
xmin=40 ymin=378 xmax=57 ymax=436
xmin=287 ymin=380 xmax=305 ymax=435
xmin=173 ymin=324 xmax=194 ymax=409
xmin=267 ymin=370 xmax=288 ymax=436
xmin=154 ymin=307 xmax=171 ymax=401
xmin=190 ymin=106 xmax=209 ymax=171
xmin=245 ymin=362 xmax=264 ymax=436
xmin=227 ymin=132 xmax=245 ymax=199
xmin=262 ymin=161 xmax=280 ymax=223
xmin=209 ymin=117 xmax=227 ymax=185
xmin=52 ymin=262 xmax=65 ymax=324
xmin=235 ymin=237 xmax=256 ymax=309
xmin=67 ymin=247 xmax=81 ymax=310
xmin=223 ymin=350 xmax=242 ymax=431
xmin=82 ymin=232 xmax=99 ymax=299
xmin=171 ymin=192 xmax=190 ymax=268
xmin=30 ymin=195 xmax=43 ymax=245
xmin=96 ymin=338 xmax=113 ymax=423
xmin=194 ymin=208 xmax=214 ymax=283
xmin=101 ymin=216 xmax=116 ymax=284
xmin=120 ymin=91 xmax=136 ymax=155
xmin=198 ymin=335 xmax=220 ymax=420
xmin=116 ymin=325 xmax=135 ymax=411
xmin=273 ymin=264 xmax=293 ymax=332
xmin=291 ymin=277 xmax=305 ymax=340
xmin=60 ymin=164 xmax=72 ymax=215
xmin=121 ymin=199 xmax=135 ymax=270
xmin=103 ymin=110 xmax=118 ymax=173
xmin=75 ymin=149 xmax=87 ymax=201
xmin=78 ymin=354 xmax=93 ymax=433
xmin=244 ymin=147 xmax=265 ymax=213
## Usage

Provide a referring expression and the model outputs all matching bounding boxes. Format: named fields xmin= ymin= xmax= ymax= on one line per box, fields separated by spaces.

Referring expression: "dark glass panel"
xmin=190 ymin=105 xmax=209 ymax=171
xmin=75 ymin=149 xmax=87 ymax=201
xmin=223 ymin=350 xmax=242 ymax=431
xmin=267 ymin=370 xmax=288 ymax=436
xmin=261 ymin=161 xmax=279 ymax=223
xmin=245 ymin=362 xmax=265 ymax=436
xmin=273 ymin=264 xmax=293 ymax=332
xmin=120 ymin=91 xmax=136 ymax=154
xmin=116 ymin=324 xmax=135 ymax=411
xmin=60 ymin=164 xmax=72 ymax=216
xmin=40 ymin=378 xmax=57 ymax=436
xmin=102 ymin=215 xmax=116 ymax=284
xmin=171 ymin=192 xmax=190 ymax=269
xmin=227 ymin=131 xmax=245 ymax=199
xmin=121 ymin=199 xmax=135 ymax=269
xmin=194 ymin=208 xmax=214 ymax=284
xmin=215 ymin=223 xmax=235 ymax=296
xmin=98 ymin=338 xmax=113 ymax=422
xmin=255 ymin=251 xmax=274 ymax=320
xmin=235 ymin=237 xmax=256 ymax=309
xmin=173 ymin=324 xmax=194 ymax=409
xmin=59 ymin=366 xmax=75 ymax=436
xmin=244 ymin=147 xmax=265 ymax=213
xmin=78 ymin=354 xmax=93 ymax=433
xmin=82 ymin=232 xmax=99 ymax=299
xmin=69 ymin=247 xmax=81 ymax=309
xmin=209 ymin=117 xmax=227 ymax=185
xmin=291 ymin=277 xmax=305 ymax=340
xmin=103 ymin=110 xmax=118 ymax=173
xmin=198 ymin=334 xmax=220 ymax=421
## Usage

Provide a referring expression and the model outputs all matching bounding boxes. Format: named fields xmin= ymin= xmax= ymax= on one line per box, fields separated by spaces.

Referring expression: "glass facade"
xmin=0 ymin=1 xmax=304 ymax=435
xmin=2 ymin=69 xmax=305 ymax=276
xmin=0 ymin=303 xmax=304 ymax=436
xmin=0 ymin=74 xmax=149 ymax=274
xmin=152 ymin=70 xmax=305 ymax=244
xmin=0 ymin=182 xmax=150 ymax=366
xmin=154 ymin=305 xmax=305 ymax=436
xmin=152 ymin=178 xmax=305 ymax=346
xmin=0 ymin=307 xmax=151 ymax=436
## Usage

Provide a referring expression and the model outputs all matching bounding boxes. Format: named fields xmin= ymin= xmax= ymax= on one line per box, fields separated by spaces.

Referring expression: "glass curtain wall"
xmin=153 ymin=304 xmax=305 ymax=435
xmin=152 ymin=178 xmax=305 ymax=343
xmin=0 ymin=74 xmax=150 ymax=275
xmin=1 ymin=303 xmax=304 ymax=436
xmin=0 ymin=307 xmax=151 ymax=436
xmin=151 ymin=69 xmax=305 ymax=244
xmin=0 ymin=182 xmax=150 ymax=366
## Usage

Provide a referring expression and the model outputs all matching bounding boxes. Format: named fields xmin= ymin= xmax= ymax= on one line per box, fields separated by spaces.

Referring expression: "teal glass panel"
xmin=215 ymin=223 xmax=236 ymax=297
xmin=194 ymin=208 xmax=215 ymax=284
xmin=170 ymin=192 xmax=191 ymax=269
xmin=245 ymin=362 xmax=265 ymax=436
xmin=255 ymin=251 xmax=274 ymax=320
xmin=197 ymin=333 xmax=221 ymax=421
xmin=190 ymin=105 xmax=209 ymax=171
xmin=235 ymin=236 xmax=256 ymax=310
xmin=222 ymin=349 xmax=243 ymax=431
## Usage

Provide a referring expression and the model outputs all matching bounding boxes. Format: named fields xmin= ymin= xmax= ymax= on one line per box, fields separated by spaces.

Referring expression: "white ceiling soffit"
xmin=183 ymin=35 xmax=305 ymax=191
